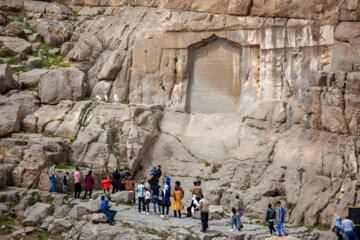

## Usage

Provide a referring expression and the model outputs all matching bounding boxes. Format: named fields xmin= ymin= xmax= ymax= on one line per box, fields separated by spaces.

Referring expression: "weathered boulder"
xmin=28 ymin=33 xmax=43 ymax=42
xmin=48 ymin=219 xmax=72 ymax=234
xmin=110 ymin=191 xmax=135 ymax=203
xmin=22 ymin=202 xmax=54 ymax=226
xmin=69 ymin=205 xmax=88 ymax=219
xmin=36 ymin=20 xmax=73 ymax=47
xmin=0 ymin=203 xmax=12 ymax=217
xmin=0 ymin=36 xmax=32 ymax=55
xmin=4 ymin=22 xmax=25 ymax=38
xmin=44 ymin=2 xmax=74 ymax=21
xmin=18 ymin=68 xmax=49 ymax=89
xmin=60 ymin=42 xmax=74 ymax=56
xmin=0 ymin=13 xmax=7 ymax=25
xmin=91 ymin=80 xmax=112 ymax=101
xmin=209 ymin=205 xmax=224 ymax=219
xmin=0 ymin=0 xmax=23 ymax=12
xmin=0 ymin=64 xmax=21 ymax=93
xmin=97 ymin=50 xmax=126 ymax=81
xmin=0 ymin=164 xmax=15 ymax=187
xmin=26 ymin=56 xmax=42 ymax=69
xmin=91 ymin=213 xmax=108 ymax=223
xmin=0 ymin=95 xmax=21 ymax=137
xmin=53 ymin=205 xmax=71 ymax=218
xmin=0 ymin=187 xmax=18 ymax=202
xmin=38 ymin=68 xmax=86 ymax=104
xmin=12 ymin=137 xmax=70 ymax=188
xmin=24 ymin=0 xmax=48 ymax=18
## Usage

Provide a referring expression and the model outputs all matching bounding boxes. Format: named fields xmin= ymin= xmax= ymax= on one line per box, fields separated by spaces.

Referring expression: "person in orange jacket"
xmin=102 ymin=176 xmax=111 ymax=194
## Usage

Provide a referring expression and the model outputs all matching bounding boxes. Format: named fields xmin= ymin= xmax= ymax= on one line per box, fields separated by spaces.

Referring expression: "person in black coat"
xmin=112 ymin=168 xmax=121 ymax=194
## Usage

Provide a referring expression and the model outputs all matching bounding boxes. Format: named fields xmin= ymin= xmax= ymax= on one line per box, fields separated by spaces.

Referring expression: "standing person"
xmin=148 ymin=174 xmax=157 ymax=187
xmin=84 ymin=171 xmax=94 ymax=200
xmin=175 ymin=181 xmax=184 ymax=197
xmin=123 ymin=168 xmax=131 ymax=178
xmin=342 ymin=216 xmax=358 ymax=240
xmin=233 ymin=194 xmax=244 ymax=230
xmin=172 ymin=186 xmax=183 ymax=218
xmin=333 ymin=216 xmax=343 ymax=240
xmin=62 ymin=172 xmax=69 ymax=194
xmin=47 ymin=163 xmax=58 ymax=193
xmin=165 ymin=174 xmax=171 ymax=190
xmin=137 ymin=180 xmax=146 ymax=213
xmin=74 ymin=167 xmax=82 ymax=199
xmin=276 ymin=201 xmax=288 ymax=237
xmin=266 ymin=203 xmax=276 ymax=236
xmin=123 ymin=176 xmax=136 ymax=204
xmin=151 ymin=183 xmax=161 ymax=214
xmin=101 ymin=176 xmax=111 ymax=194
xmin=112 ymin=168 xmax=121 ymax=194
xmin=195 ymin=194 xmax=209 ymax=233
xmin=144 ymin=188 xmax=151 ymax=215
xmin=155 ymin=165 xmax=162 ymax=182
xmin=230 ymin=208 xmax=238 ymax=232
xmin=100 ymin=196 xmax=117 ymax=225
xmin=187 ymin=181 xmax=201 ymax=217
xmin=161 ymin=185 xmax=171 ymax=218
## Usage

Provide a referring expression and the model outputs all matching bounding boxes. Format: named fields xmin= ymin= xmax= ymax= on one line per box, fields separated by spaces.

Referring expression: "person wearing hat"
xmin=233 ymin=193 xmax=244 ymax=230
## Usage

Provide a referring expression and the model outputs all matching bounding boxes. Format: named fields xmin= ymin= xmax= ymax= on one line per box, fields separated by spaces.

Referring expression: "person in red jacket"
xmin=102 ymin=176 xmax=111 ymax=194
xmin=84 ymin=171 xmax=94 ymax=200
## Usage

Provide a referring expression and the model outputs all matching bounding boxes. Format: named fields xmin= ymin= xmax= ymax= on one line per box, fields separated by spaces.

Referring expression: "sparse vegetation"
xmin=204 ymin=161 xmax=211 ymax=167
xmin=298 ymin=168 xmax=305 ymax=183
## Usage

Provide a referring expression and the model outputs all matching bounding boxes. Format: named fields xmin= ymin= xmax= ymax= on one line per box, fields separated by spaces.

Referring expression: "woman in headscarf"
xmin=160 ymin=184 xmax=171 ymax=218
xmin=84 ymin=170 xmax=94 ymax=199
xmin=333 ymin=216 xmax=343 ymax=240
xmin=112 ymin=168 xmax=121 ymax=194
xmin=171 ymin=186 xmax=183 ymax=218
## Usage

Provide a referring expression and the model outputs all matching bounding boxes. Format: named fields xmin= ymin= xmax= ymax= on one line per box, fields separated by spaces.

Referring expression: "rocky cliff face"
xmin=0 ymin=0 xmax=360 ymax=228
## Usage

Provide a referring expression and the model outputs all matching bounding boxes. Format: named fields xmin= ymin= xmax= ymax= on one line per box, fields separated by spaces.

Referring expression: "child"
xmin=145 ymin=188 xmax=151 ymax=215
xmin=230 ymin=207 xmax=238 ymax=232
xmin=102 ymin=176 xmax=111 ymax=194
xmin=62 ymin=172 xmax=69 ymax=194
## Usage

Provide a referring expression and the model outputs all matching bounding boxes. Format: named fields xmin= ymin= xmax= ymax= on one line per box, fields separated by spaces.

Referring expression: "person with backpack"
xmin=266 ymin=203 xmax=276 ymax=236
xmin=276 ymin=201 xmax=288 ymax=237
xmin=102 ymin=176 xmax=111 ymax=194
xmin=333 ymin=216 xmax=343 ymax=240
xmin=84 ymin=171 xmax=94 ymax=200
xmin=48 ymin=163 xmax=58 ymax=193
xmin=62 ymin=172 xmax=69 ymax=194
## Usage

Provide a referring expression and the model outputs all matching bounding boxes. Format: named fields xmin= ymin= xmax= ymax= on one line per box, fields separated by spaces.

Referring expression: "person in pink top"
xmin=74 ymin=167 xmax=82 ymax=199
xmin=84 ymin=170 xmax=94 ymax=200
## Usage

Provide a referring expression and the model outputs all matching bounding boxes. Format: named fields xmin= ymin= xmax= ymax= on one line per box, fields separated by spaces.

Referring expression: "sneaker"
xmin=146 ymin=212 xmax=149 ymax=215
xmin=161 ymin=215 xmax=164 ymax=218
xmin=165 ymin=215 xmax=168 ymax=218
xmin=230 ymin=229 xmax=233 ymax=232
xmin=142 ymin=212 xmax=146 ymax=214
xmin=200 ymin=230 xmax=206 ymax=233
xmin=267 ymin=234 xmax=272 ymax=237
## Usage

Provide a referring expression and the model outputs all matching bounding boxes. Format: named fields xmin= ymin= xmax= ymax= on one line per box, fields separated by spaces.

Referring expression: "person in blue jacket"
xmin=100 ymin=196 xmax=117 ymax=225
xmin=276 ymin=201 xmax=288 ymax=237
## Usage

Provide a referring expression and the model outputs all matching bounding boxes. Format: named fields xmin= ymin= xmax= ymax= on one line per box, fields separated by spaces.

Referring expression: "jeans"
xmin=236 ymin=210 xmax=243 ymax=230
xmin=277 ymin=221 xmax=288 ymax=236
xmin=268 ymin=220 xmax=276 ymax=235
xmin=153 ymin=195 xmax=161 ymax=213
xmin=74 ymin=182 xmax=82 ymax=199
xmin=103 ymin=209 xmax=116 ymax=225
xmin=201 ymin=212 xmax=209 ymax=231
xmin=187 ymin=197 xmax=200 ymax=216
xmin=231 ymin=218 xmax=237 ymax=230
xmin=174 ymin=210 xmax=181 ymax=218
xmin=104 ymin=188 xmax=109 ymax=194
xmin=112 ymin=186 xmax=119 ymax=194
xmin=337 ymin=232 xmax=344 ymax=240
xmin=138 ymin=197 xmax=145 ymax=212
xmin=84 ymin=190 xmax=92 ymax=199
xmin=49 ymin=176 xmax=55 ymax=192
xmin=63 ymin=185 xmax=68 ymax=194
xmin=345 ymin=230 xmax=358 ymax=240
xmin=145 ymin=199 xmax=151 ymax=213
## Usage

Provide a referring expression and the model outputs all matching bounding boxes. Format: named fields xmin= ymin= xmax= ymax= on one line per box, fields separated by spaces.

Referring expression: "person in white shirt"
xmin=144 ymin=188 xmax=151 ymax=215
xmin=342 ymin=216 xmax=358 ymax=240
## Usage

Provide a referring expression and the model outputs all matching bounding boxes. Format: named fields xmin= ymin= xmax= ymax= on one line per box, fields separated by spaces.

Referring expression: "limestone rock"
xmin=48 ymin=47 xmax=60 ymax=55
xmin=26 ymin=56 xmax=42 ymax=69
xmin=0 ymin=187 xmax=18 ymax=202
xmin=0 ymin=0 xmax=23 ymax=12
xmin=36 ymin=20 xmax=73 ymax=47
xmin=110 ymin=191 xmax=135 ymax=203
xmin=18 ymin=68 xmax=49 ymax=89
xmin=38 ymin=68 xmax=86 ymax=104
xmin=44 ymin=2 xmax=74 ymax=21
xmin=0 ymin=36 xmax=32 ymax=55
xmin=0 ymin=13 xmax=7 ymax=25
xmin=4 ymin=22 xmax=25 ymax=38
xmin=91 ymin=213 xmax=108 ymax=223
xmin=24 ymin=0 xmax=48 ymax=18
xmin=0 ymin=164 xmax=15 ymax=187
xmin=28 ymin=33 xmax=43 ymax=42
xmin=0 ymin=95 xmax=21 ymax=137
xmin=97 ymin=50 xmax=126 ymax=81
xmin=60 ymin=42 xmax=74 ymax=56
xmin=91 ymin=80 xmax=112 ymax=101
xmin=69 ymin=205 xmax=88 ymax=219
xmin=48 ymin=219 xmax=72 ymax=234
xmin=53 ymin=205 xmax=71 ymax=218
xmin=22 ymin=202 xmax=54 ymax=226
xmin=0 ymin=64 xmax=21 ymax=93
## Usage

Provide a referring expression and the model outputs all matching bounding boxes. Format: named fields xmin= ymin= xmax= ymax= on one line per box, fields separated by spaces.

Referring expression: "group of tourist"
xmin=48 ymin=163 xmax=359 ymax=237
